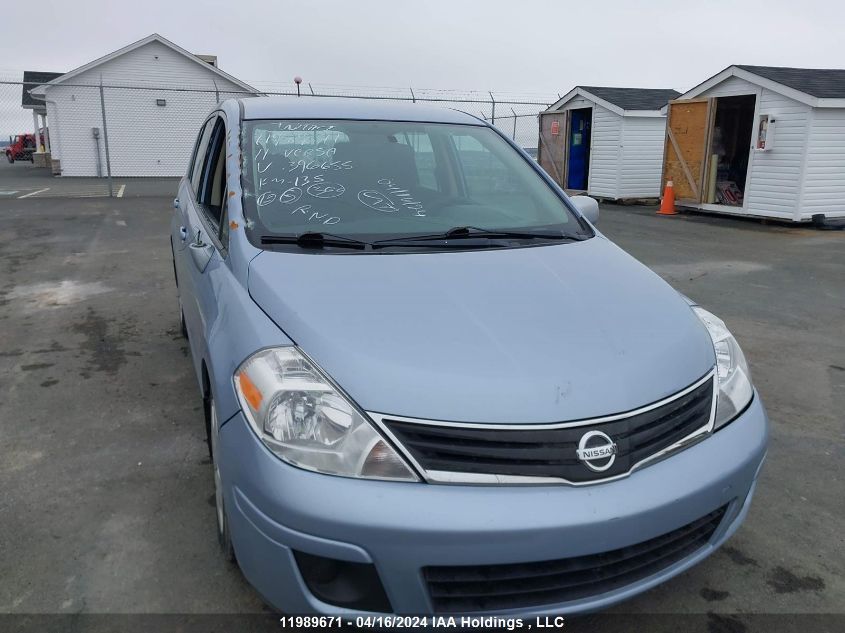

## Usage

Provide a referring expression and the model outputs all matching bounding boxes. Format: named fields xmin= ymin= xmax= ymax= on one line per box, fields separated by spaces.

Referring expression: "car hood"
xmin=248 ymin=237 xmax=715 ymax=423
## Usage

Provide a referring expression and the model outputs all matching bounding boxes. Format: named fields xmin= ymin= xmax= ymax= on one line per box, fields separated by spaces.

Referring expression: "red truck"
xmin=5 ymin=133 xmax=41 ymax=163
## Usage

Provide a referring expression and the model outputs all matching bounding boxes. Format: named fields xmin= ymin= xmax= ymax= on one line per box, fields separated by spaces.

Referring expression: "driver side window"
xmin=190 ymin=118 xmax=215 ymax=192
xmin=198 ymin=118 xmax=226 ymax=226
xmin=191 ymin=115 xmax=229 ymax=250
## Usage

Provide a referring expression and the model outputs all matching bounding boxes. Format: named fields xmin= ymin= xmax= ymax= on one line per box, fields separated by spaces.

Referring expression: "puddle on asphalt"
xmin=7 ymin=280 xmax=112 ymax=309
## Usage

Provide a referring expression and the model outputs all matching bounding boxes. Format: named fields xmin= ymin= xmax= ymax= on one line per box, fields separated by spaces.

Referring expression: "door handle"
xmin=179 ymin=226 xmax=187 ymax=241
xmin=188 ymin=230 xmax=214 ymax=273
xmin=173 ymin=197 xmax=180 ymax=209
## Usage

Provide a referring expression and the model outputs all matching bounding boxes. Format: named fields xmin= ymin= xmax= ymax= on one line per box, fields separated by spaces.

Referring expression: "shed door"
xmin=663 ymin=99 xmax=713 ymax=202
xmin=566 ymin=108 xmax=592 ymax=190
xmin=537 ymin=112 xmax=567 ymax=186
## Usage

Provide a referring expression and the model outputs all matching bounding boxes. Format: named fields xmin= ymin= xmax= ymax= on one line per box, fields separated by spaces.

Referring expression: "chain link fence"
xmin=1 ymin=75 xmax=553 ymax=196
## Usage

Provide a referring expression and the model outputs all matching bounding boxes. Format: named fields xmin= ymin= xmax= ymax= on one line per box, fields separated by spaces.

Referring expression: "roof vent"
xmin=195 ymin=54 xmax=217 ymax=67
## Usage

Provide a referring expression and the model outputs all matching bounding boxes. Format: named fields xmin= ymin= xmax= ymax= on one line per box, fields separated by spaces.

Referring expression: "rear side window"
xmin=453 ymin=133 xmax=523 ymax=203
xmin=395 ymin=131 xmax=439 ymax=190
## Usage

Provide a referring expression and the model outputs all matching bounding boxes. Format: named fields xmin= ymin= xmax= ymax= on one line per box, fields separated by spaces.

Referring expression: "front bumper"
xmin=220 ymin=394 xmax=768 ymax=615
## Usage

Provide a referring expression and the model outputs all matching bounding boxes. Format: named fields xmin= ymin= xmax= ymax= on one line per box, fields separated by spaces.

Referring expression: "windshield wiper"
xmin=372 ymin=226 xmax=585 ymax=248
xmin=260 ymin=232 xmax=370 ymax=250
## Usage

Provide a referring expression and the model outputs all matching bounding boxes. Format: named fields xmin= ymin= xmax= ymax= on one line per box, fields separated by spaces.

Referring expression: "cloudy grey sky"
xmin=1 ymin=0 xmax=844 ymax=138
xmin=2 ymin=0 xmax=844 ymax=94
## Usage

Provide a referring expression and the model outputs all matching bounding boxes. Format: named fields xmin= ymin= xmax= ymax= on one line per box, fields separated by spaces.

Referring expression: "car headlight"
xmin=692 ymin=306 xmax=754 ymax=429
xmin=234 ymin=347 xmax=418 ymax=481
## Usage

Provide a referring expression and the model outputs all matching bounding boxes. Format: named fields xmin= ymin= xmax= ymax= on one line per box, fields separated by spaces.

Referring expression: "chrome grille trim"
xmin=368 ymin=369 xmax=717 ymax=486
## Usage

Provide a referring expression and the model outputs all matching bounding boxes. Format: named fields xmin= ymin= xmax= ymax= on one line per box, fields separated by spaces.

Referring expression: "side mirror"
xmin=571 ymin=195 xmax=599 ymax=224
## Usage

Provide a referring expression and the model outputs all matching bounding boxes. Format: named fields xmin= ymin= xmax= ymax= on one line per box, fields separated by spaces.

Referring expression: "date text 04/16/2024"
xmin=278 ymin=616 xmax=567 ymax=630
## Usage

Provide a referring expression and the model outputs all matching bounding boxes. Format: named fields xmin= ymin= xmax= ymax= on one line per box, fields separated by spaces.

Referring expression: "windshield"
xmin=241 ymin=119 xmax=590 ymax=249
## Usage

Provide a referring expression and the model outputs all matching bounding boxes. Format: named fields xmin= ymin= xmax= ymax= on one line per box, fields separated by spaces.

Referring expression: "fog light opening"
xmin=293 ymin=550 xmax=392 ymax=612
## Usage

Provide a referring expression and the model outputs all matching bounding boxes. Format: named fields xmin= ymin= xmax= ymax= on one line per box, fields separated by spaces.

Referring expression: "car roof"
xmin=237 ymin=96 xmax=485 ymax=125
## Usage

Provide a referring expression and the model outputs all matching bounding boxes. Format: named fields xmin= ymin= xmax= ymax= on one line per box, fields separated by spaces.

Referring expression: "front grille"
xmin=424 ymin=505 xmax=727 ymax=613
xmin=383 ymin=375 xmax=713 ymax=483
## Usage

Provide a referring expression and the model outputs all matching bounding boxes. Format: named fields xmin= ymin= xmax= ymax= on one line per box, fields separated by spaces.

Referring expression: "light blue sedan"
xmin=171 ymin=97 xmax=768 ymax=615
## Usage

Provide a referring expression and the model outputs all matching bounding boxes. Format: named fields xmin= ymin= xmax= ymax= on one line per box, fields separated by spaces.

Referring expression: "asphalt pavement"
xmin=0 ymin=196 xmax=842 ymax=630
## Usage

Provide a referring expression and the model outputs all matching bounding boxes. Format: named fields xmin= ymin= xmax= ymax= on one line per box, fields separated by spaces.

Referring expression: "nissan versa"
xmin=171 ymin=97 xmax=768 ymax=615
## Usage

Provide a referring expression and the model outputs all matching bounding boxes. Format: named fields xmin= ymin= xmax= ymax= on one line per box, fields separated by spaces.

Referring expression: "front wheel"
xmin=6 ymin=153 xmax=13 ymax=163
xmin=208 ymin=395 xmax=235 ymax=562
xmin=179 ymin=304 xmax=187 ymax=338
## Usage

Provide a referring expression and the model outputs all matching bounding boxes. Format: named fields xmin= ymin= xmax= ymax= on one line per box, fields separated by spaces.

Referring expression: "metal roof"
xmin=578 ymin=87 xmax=681 ymax=111
xmin=238 ymin=96 xmax=484 ymax=124
xmin=736 ymin=65 xmax=845 ymax=99
xmin=21 ymin=71 xmax=63 ymax=107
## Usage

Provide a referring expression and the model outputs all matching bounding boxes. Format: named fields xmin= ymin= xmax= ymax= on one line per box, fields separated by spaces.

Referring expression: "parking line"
xmin=18 ymin=187 xmax=50 ymax=199
xmin=117 ymin=184 xmax=126 ymax=198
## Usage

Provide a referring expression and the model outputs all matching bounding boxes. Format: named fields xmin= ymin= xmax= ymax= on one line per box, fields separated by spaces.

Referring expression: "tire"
xmin=179 ymin=305 xmax=188 ymax=338
xmin=171 ymin=241 xmax=187 ymax=339
xmin=208 ymin=395 xmax=235 ymax=562
xmin=6 ymin=153 xmax=13 ymax=163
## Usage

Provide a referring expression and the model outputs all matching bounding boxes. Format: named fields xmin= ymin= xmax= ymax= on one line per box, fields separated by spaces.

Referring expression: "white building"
xmin=29 ymin=34 xmax=257 ymax=177
xmin=21 ymin=71 xmax=63 ymax=167
xmin=538 ymin=87 xmax=680 ymax=200
xmin=662 ymin=65 xmax=845 ymax=222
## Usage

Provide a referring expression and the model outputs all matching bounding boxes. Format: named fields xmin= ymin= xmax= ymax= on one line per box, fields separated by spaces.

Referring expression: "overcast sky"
xmin=3 ymin=0 xmax=844 ymax=94
xmin=2 ymin=0 xmax=844 ymax=136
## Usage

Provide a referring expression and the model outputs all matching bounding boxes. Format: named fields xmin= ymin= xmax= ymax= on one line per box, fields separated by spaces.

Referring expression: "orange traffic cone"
xmin=657 ymin=180 xmax=678 ymax=216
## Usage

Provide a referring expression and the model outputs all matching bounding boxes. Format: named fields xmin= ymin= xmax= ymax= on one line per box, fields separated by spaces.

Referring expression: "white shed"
xmin=538 ymin=87 xmax=680 ymax=200
xmin=662 ymin=65 xmax=845 ymax=222
xmin=29 ymin=34 xmax=258 ymax=177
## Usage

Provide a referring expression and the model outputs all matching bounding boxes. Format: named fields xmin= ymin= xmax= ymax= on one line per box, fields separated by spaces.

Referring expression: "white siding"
xmin=549 ymin=95 xmax=623 ymax=198
xmin=45 ymin=99 xmax=62 ymax=164
xmin=587 ymin=105 xmax=622 ymax=198
xmin=64 ymin=39 xmax=242 ymax=90
xmin=45 ymin=85 xmax=106 ymax=177
xmin=46 ymin=40 xmax=247 ymax=177
xmin=693 ymin=78 xmax=812 ymax=221
xmin=698 ymin=75 xmax=758 ymax=98
xmin=556 ymin=96 xmax=592 ymax=112
xmin=744 ymin=89 xmax=811 ymax=220
xmin=618 ymin=116 xmax=667 ymax=198
xmin=800 ymin=108 xmax=845 ymax=219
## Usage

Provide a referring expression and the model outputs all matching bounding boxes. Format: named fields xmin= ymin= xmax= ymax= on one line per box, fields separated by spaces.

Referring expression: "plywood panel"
xmin=538 ymin=112 xmax=567 ymax=186
xmin=663 ymin=100 xmax=711 ymax=201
